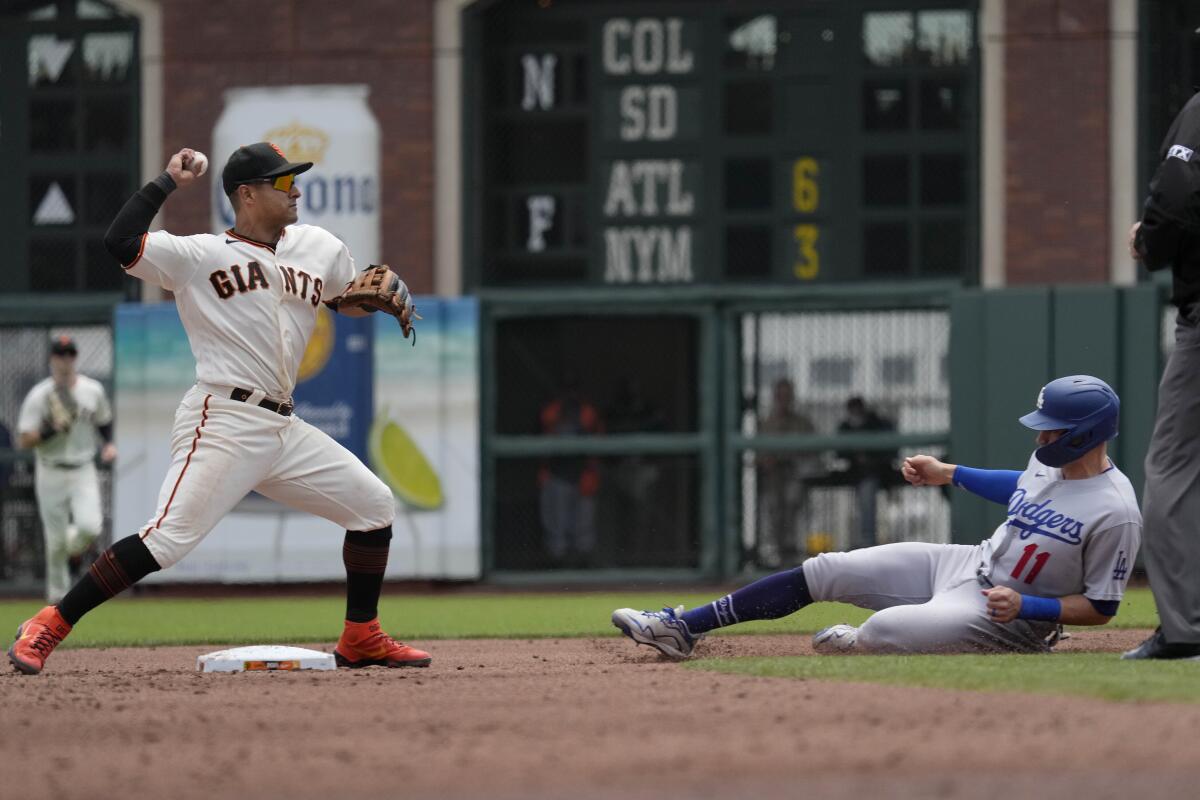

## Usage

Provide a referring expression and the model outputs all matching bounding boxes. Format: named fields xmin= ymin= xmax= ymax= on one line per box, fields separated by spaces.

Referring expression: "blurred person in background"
xmin=755 ymin=378 xmax=818 ymax=567
xmin=838 ymin=396 xmax=896 ymax=549
xmin=606 ymin=378 xmax=665 ymax=561
xmin=539 ymin=373 xmax=604 ymax=568
xmin=16 ymin=336 xmax=116 ymax=603
xmin=0 ymin=420 xmax=13 ymax=493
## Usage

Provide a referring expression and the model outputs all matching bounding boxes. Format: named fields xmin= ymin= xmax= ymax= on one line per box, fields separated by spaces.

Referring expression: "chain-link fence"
xmin=0 ymin=323 xmax=113 ymax=595
xmin=736 ymin=308 xmax=950 ymax=569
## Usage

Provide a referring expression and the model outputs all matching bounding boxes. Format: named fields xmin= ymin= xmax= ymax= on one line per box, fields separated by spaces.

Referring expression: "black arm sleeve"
xmin=103 ymin=172 xmax=177 ymax=266
xmin=98 ymin=422 xmax=113 ymax=444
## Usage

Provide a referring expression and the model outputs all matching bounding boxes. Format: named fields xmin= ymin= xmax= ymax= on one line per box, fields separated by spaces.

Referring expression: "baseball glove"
xmin=44 ymin=385 xmax=78 ymax=437
xmin=325 ymin=265 xmax=420 ymax=341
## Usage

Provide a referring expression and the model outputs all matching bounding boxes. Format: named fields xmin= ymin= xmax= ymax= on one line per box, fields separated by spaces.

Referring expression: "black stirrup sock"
xmin=343 ymin=526 xmax=393 ymax=623
xmin=57 ymin=535 xmax=162 ymax=625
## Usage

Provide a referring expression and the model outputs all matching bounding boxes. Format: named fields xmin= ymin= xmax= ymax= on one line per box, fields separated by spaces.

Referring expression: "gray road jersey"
xmin=978 ymin=454 xmax=1141 ymax=602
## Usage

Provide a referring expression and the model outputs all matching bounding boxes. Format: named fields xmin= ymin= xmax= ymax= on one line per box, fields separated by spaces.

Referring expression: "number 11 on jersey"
xmin=1010 ymin=543 xmax=1051 ymax=584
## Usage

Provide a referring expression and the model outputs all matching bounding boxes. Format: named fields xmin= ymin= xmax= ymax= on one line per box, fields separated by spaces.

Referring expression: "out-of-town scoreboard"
xmin=466 ymin=0 xmax=977 ymax=287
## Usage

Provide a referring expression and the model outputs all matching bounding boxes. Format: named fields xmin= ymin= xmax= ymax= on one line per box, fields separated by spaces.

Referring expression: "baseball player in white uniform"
xmin=613 ymin=376 xmax=1142 ymax=657
xmin=9 ymin=143 xmax=428 ymax=675
xmin=16 ymin=336 xmax=116 ymax=604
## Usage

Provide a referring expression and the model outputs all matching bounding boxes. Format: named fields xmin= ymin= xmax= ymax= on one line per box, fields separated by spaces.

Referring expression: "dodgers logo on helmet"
xmin=1017 ymin=375 xmax=1120 ymax=468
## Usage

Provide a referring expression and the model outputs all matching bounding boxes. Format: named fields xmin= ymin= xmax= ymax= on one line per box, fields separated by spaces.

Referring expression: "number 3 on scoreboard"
xmin=793 ymin=224 xmax=819 ymax=280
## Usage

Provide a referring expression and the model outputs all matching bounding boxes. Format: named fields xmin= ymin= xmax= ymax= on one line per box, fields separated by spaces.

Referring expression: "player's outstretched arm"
xmin=103 ymin=148 xmax=202 ymax=267
xmin=905 ymin=455 xmax=1020 ymax=504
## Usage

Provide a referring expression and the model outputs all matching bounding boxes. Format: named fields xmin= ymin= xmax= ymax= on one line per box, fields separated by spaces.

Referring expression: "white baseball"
xmin=187 ymin=151 xmax=209 ymax=177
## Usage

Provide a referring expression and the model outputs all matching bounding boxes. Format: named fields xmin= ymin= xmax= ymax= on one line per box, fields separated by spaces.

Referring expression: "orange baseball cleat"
xmin=334 ymin=618 xmax=431 ymax=668
xmin=8 ymin=606 xmax=72 ymax=675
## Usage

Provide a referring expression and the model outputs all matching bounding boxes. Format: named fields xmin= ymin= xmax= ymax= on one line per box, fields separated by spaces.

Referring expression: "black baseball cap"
xmin=221 ymin=142 xmax=313 ymax=196
xmin=50 ymin=335 xmax=77 ymax=356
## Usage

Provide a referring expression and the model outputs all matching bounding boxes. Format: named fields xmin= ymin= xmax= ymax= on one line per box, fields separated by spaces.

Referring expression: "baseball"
xmin=186 ymin=151 xmax=209 ymax=177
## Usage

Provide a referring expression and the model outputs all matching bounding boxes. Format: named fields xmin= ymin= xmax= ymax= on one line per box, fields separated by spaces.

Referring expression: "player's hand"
xmin=166 ymin=148 xmax=199 ymax=188
xmin=901 ymin=454 xmax=955 ymax=487
xmin=982 ymin=586 xmax=1021 ymax=623
xmin=1128 ymin=222 xmax=1143 ymax=261
xmin=100 ymin=443 xmax=117 ymax=464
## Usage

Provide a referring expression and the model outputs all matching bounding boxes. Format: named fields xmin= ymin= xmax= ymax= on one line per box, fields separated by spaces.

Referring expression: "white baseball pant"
xmin=36 ymin=461 xmax=103 ymax=603
xmin=137 ymin=386 xmax=395 ymax=568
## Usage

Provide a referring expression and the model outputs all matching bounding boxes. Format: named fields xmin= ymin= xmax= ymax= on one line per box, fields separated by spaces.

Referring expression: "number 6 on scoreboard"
xmin=792 ymin=157 xmax=819 ymax=213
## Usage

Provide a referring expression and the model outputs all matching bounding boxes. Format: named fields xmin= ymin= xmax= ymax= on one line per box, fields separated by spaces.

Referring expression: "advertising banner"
xmin=112 ymin=299 xmax=479 ymax=582
xmin=292 ymin=309 xmax=372 ymax=463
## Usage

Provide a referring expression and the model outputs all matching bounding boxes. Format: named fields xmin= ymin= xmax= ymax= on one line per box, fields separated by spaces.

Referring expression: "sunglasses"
xmin=239 ymin=173 xmax=296 ymax=193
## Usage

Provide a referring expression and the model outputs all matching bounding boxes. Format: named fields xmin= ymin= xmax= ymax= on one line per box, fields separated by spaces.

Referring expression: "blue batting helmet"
xmin=1018 ymin=375 xmax=1120 ymax=468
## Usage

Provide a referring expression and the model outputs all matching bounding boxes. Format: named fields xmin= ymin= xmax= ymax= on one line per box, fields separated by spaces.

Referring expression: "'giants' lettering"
xmin=276 ymin=264 xmax=322 ymax=305
xmin=208 ymin=261 xmax=321 ymax=305
xmin=210 ymin=261 xmax=269 ymax=299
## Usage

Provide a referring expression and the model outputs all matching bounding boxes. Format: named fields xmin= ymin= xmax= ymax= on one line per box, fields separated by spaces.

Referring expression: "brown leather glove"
xmin=325 ymin=265 xmax=420 ymax=340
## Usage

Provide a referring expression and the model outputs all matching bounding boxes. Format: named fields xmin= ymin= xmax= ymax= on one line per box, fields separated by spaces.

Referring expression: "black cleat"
xmin=1121 ymin=627 xmax=1200 ymax=660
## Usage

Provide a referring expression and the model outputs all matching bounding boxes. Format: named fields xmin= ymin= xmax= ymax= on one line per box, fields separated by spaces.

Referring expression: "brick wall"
xmin=1005 ymin=0 xmax=1110 ymax=284
xmin=159 ymin=0 xmax=435 ymax=292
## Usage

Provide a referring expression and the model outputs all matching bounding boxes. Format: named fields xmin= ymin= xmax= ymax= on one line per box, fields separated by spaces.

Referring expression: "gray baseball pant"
xmin=1143 ymin=314 xmax=1200 ymax=643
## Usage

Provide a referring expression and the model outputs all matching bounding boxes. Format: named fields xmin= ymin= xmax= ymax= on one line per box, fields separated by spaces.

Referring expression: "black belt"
xmin=46 ymin=461 xmax=86 ymax=470
xmin=230 ymin=387 xmax=294 ymax=416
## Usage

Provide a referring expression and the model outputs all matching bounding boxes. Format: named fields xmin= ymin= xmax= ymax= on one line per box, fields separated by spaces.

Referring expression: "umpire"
xmin=1126 ymin=90 xmax=1200 ymax=659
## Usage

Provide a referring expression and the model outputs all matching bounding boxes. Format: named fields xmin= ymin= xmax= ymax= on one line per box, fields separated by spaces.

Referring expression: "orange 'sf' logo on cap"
xmin=268 ymin=142 xmax=286 ymax=158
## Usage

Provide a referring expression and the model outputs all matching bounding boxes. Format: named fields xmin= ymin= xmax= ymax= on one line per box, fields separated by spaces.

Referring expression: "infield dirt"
xmin=3 ymin=628 xmax=1198 ymax=800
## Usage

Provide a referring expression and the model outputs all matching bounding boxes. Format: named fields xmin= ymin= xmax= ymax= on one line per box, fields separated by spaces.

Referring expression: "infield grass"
xmin=690 ymin=652 xmax=1200 ymax=703
xmin=0 ymin=587 xmax=1161 ymax=648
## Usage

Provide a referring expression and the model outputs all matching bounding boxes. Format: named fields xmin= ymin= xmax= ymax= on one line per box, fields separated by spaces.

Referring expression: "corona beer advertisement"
xmin=211 ymin=84 xmax=381 ymax=263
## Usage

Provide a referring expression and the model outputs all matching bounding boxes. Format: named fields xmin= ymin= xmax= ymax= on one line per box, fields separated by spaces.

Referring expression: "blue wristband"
xmin=1017 ymin=594 xmax=1061 ymax=621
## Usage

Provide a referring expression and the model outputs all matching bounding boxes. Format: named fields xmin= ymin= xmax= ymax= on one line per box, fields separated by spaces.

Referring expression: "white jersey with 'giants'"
xmin=124 ymin=226 xmax=355 ymax=398
xmin=978 ymin=454 xmax=1142 ymax=604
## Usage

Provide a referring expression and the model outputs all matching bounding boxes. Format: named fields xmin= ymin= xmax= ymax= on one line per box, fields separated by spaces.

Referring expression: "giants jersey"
xmin=123 ymin=225 xmax=355 ymax=398
xmin=978 ymin=454 xmax=1141 ymax=603
xmin=17 ymin=376 xmax=112 ymax=466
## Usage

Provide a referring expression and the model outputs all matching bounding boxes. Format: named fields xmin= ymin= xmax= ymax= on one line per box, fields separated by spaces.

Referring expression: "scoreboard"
xmin=466 ymin=0 xmax=977 ymax=287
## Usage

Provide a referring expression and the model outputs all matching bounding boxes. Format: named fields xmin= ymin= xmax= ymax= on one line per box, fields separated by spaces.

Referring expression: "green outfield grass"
xmin=690 ymin=652 xmax=1200 ymax=703
xmin=0 ymin=587 xmax=1161 ymax=648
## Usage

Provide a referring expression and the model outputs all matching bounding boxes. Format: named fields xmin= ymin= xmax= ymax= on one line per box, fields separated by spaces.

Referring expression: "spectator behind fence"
xmin=0 ymin=419 xmax=13 ymax=493
xmin=755 ymin=379 xmax=818 ymax=567
xmin=606 ymin=378 xmax=665 ymax=558
xmin=538 ymin=375 xmax=604 ymax=568
xmin=838 ymin=396 xmax=896 ymax=549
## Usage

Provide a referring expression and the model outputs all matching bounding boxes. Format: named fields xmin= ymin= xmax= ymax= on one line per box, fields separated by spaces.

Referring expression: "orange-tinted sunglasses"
xmin=240 ymin=173 xmax=296 ymax=192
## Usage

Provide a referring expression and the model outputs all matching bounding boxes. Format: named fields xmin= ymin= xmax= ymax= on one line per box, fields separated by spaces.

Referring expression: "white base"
xmin=196 ymin=645 xmax=336 ymax=673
